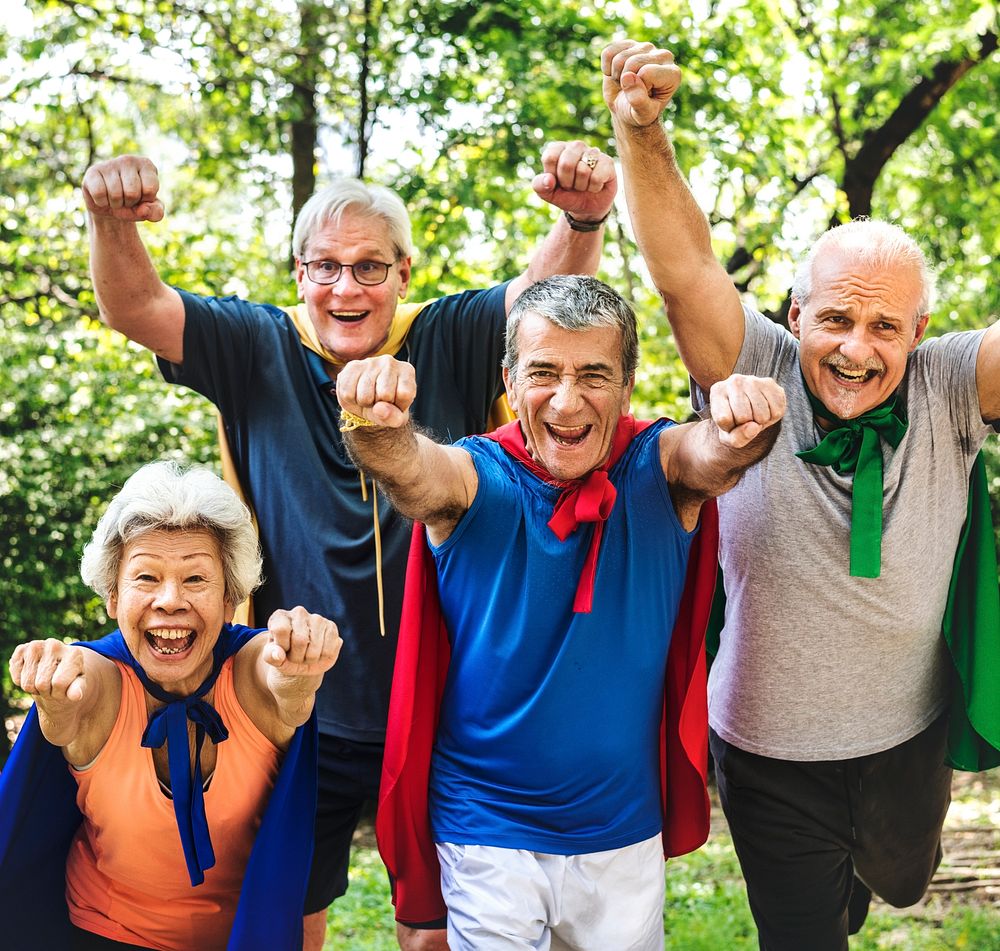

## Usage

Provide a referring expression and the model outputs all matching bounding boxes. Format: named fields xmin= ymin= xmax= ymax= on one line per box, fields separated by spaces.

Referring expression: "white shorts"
xmin=435 ymin=834 xmax=666 ymax=951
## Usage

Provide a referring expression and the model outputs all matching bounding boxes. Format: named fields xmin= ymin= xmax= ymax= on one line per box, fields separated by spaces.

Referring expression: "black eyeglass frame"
xmin=301 ymin=259 xmax=396 ymax=286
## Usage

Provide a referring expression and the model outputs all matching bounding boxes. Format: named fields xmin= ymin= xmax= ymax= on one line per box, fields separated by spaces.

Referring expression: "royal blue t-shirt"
xmin=428 ymin=421 xmax=695 ymax=853
xmin=158 ymin=286 xmax=507 ymax=742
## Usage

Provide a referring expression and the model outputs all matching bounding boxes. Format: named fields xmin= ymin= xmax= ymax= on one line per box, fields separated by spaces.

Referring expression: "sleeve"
xmin=156 ymin=290 xmax=277 ymax=420
xmin=690 ymin=305 xmax=794 ymax=416
xmin=410 ymin=283 xmax=509 ymax=422
xmin=910 ymin=330 xmax=998 ymax=451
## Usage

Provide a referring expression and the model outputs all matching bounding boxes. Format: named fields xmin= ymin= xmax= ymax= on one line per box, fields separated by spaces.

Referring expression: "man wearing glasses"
xmin=81 ymin=149 xmax=617 ymax=951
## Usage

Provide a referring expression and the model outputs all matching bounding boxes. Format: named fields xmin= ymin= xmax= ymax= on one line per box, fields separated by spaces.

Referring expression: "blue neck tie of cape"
xmin=119 ymin=633 xmax=233 ymax=886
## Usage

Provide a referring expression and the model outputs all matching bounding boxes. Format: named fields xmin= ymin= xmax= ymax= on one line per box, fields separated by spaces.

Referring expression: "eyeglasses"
xmin=301 ymin=259 xmax=395 ymax=286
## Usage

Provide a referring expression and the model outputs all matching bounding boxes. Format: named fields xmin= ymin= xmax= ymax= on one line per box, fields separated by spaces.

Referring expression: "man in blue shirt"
xmin=339 ymin=275 xmax=785 ymax=949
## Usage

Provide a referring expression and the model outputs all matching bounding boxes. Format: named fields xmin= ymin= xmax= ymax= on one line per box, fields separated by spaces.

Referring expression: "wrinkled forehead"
xmin=810 ymin=248 xmax=923 ymax=315
xmin=302 ymin=209 xmax=396 ymax=260
xmin=516 ymin=312 xmax=623 ymax=365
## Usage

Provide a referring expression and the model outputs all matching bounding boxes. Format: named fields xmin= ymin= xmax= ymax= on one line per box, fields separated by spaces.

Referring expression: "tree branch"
xmin=842 ymin=30 xmax=998 ymax=217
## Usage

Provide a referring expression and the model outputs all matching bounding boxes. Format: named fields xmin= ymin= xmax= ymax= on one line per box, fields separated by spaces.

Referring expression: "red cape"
xmin=375 ymin=430 xmax=719 ymax=924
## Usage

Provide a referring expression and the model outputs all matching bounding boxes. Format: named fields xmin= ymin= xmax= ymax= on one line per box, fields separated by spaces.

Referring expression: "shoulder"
xmin=408 ymin=283 xmax=509 ymax=328
xmin=175 ymin=289 xmax=289 ymax=328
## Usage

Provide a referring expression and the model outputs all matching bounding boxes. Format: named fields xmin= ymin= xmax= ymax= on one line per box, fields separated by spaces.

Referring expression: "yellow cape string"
xmin=218 ymin=299 xmax=425 ymax=631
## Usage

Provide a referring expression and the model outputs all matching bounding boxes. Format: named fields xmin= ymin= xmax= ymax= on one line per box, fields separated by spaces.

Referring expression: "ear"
xmin=502 ymin=366 xmax=519 ymax=414
xmin=788 ymin=298 xmax=803 ymax=339
xmin=295 ymin=259 xmax=307 ymax=301
xmin=909 ymin=313 xmax=930 ymax=352
xmin=106 ymin=593 xmax=118 ymax=620
xmin=396 ymin=256 xmax=413 ymax=299
xmin=621 ymin=373 xmax=635 ymax=416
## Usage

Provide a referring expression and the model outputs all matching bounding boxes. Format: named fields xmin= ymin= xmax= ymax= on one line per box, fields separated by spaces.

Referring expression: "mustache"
xmin=820 ymin=353 xmax=886 ymax=374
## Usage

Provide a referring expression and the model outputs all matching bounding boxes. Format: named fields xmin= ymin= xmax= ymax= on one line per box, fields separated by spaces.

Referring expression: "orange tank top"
xmin=65 ymin=657 xmax=280 ymax=951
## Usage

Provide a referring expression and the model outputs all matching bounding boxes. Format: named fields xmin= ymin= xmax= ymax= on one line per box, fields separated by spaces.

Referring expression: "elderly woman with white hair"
xmin=0 ymin=461 xmax=342 ymax=951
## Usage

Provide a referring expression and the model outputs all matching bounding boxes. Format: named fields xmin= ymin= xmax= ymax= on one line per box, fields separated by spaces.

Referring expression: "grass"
xmin=323 ymin=775 xmax=1000 ymax=950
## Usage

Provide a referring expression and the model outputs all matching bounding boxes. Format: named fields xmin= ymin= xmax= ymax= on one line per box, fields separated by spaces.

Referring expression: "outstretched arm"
xmin=661 ymin=374 xmax=786 ymax=529
xmin=337 ymin=355 xmax=479 ymax=545
xmin=505 ymin=141 xmax=618 ymax=310
xmin=9 ymin=639 xmax=121 ymax=766
xmin=83 ymin=155 xmax=186 ymax=364
xmin=603 ymin=40 xmax=744 ymax=389
xmin=236 ymin=607 xmax=343 ymax=749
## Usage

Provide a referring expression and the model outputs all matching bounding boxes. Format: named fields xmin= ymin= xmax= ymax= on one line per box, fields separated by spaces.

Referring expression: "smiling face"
xmin=295 ymin=209 xmax=412 ymax=363
xmin=503 ymin=311 xmax=633 ymax=481
xmin=789 ymin=245 xmax=929 ymax=421
xmin=107 ymin=528 xmax=234 ymax=696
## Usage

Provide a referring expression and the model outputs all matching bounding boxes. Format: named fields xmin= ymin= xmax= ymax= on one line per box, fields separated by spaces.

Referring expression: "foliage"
xmin=1 ymin=0 xmax=998 ymax=741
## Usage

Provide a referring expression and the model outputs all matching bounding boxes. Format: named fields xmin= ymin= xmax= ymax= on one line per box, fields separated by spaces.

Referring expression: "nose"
xmin=839 ymin=325 xmax=875 ymax=364
xmin=153 ymin=579 xmax=188 ymax=612
xmin=549 ymin=376 xmax=584 ymax=413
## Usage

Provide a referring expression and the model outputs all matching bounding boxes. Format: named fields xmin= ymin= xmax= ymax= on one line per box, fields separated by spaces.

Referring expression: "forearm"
xmin=676 ymin=416 xmax=780 ymax=500
xmin=343 ymin=422 xmax=472 ymax=529
xmin=265 ymin=669 xmax=322 ymax=729
xmin=614 ymin=121 xmax=717 ymax=302
xmin=615 ymin=120 xmax=742 ymax=385
xmin=89 ymin=216 xmax=167 ymax=323
xmin=526 ymin=214 xmax=605 ymax=281
xmin=35 ymin=702 xmax=87 ymax=749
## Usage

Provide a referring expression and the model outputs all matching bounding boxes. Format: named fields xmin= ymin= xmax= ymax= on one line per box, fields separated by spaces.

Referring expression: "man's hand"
xmin=263 ymin=607 xmax=342 ymax=686
xmin=710 ymin=375 xmax=786 ymax=448
xmin=83 ymin=155 xmax=165 ymax=223
xmin=336 ymin=355 xmax=417 ymax=428
xmin=532 ymin=140 xmax=617 ymax=222
xmin=602 ymin=40 xmax=682 ymax=128
xmin=11 ymin=639 xmax=88 ymax=705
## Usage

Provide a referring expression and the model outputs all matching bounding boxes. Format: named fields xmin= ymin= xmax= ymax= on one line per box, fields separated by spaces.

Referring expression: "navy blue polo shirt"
xmin=158 ymin=285 xmax=508 ymax=742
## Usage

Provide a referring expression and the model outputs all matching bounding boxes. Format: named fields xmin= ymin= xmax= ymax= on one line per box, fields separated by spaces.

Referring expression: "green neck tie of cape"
xmin=795 ymin=382 xmax=908 ymax=578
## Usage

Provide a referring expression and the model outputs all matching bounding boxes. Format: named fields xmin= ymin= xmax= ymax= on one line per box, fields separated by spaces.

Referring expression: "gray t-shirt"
xmin=694 ymin=306 xmax=996 ymax=760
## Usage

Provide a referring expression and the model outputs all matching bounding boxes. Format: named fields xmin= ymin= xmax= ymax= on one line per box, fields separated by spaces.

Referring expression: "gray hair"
xmin=292 ymin=178 xmax=414 ymax=262
xmin=80 ymin=461 xmax=262 ymax=606
xmin=504 ymin=276 xmax=639 ymax=382
xmin=791 ymin=218 xmax=936 ymax=318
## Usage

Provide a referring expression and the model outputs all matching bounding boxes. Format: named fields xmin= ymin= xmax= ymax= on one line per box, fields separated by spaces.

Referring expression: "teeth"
xmin=331 ymin=311 xmax=365 ymax=318
xmin=150 ymin=629 xmax=190 ymax=640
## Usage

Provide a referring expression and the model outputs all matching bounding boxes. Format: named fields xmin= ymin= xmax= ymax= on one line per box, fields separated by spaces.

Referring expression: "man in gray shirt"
xmin=601 ymin=39 xmax=1000 ymax=950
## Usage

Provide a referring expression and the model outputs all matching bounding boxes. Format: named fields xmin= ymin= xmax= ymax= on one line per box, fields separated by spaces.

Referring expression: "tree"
xmin=1 ymin=0 xmax=997 ymax=756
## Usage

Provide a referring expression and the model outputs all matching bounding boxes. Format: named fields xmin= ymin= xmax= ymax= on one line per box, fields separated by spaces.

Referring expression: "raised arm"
xmin=977 ymin=321 xmax=1000 ymax=423
xmin=661 ymin=374 xmax=786 ymax=529
xmin=235 ymin=607 xmax=343 ymax=749
xmin=83 ymin=155 xmax=186 ymax=364
xmin=336 ymin=355 xmax=479 ymax=544
xmin=602 ymin=40 xmax=745 ymax=389
xmin=9 ymin=639 xmax=121 ymax=766
xmin=504 ymin=141 xmax=618 ymax=311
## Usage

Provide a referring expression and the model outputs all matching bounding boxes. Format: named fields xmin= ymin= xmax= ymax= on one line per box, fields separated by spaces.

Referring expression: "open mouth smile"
xmin=545 ymin=422 xmax=592 ymax=446
xmin=145 ymin=628 xmax=196 ymax=656
xmin=824 ymin=363 xmax=882 ymax=385
xmin=329 ymin=311 xmax=368 ymax=324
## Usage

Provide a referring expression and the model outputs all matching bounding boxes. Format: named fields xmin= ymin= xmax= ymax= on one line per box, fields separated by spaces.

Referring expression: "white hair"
xmin=292 ymin=178 xmax=414 ymax=261
xmin=791 ymin=218 xmax=936 ymax=318
xmin=80 ymin=461 xmax=262 ymax=605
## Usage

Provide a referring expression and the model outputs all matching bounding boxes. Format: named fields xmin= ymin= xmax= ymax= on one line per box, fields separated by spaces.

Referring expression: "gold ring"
xmin=582 ymin=153 xmax=598 ymax=170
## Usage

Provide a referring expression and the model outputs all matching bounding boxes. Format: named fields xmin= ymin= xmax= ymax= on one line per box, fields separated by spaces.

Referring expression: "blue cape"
xmin=0 ymin=625 xmax=317 ymax=950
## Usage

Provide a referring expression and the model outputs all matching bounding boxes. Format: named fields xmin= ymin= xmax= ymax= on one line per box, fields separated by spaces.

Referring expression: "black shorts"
xmin=711 ymin=713 xmax=952 ymax=951
xmin=304 ymin=733 xmax=446 ymax=930
xmin=71 ymin=926 xmax=152 ymax=951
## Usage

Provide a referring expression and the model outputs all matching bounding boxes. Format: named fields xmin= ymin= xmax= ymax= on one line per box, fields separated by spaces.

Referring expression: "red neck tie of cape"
xmin=486 ymin=415 xmax=649 ymax=612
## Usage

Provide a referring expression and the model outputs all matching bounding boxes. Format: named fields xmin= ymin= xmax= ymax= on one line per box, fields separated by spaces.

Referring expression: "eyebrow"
xmin=523 ymin=359 xmax=616 ymax=372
